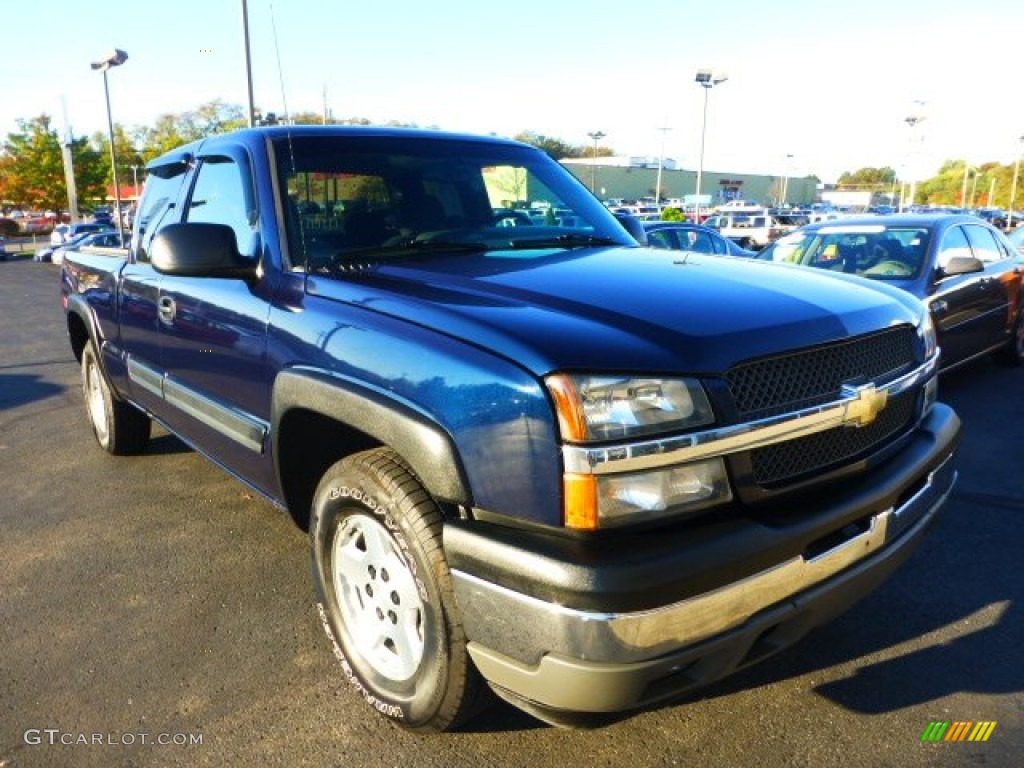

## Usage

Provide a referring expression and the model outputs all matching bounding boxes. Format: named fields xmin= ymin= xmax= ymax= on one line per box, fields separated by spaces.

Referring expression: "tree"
xmin=90 ymin=123 xmax=144 ymax=187
xmin=513 ymin=131 xmax=611 ymax=160
xmin=0 ymin=115 xmax=107 ymax=211
xmin=136 ymin=100 xmax=247 ymax=161
xmin=837 ymin=167 xmax=897 ymax=188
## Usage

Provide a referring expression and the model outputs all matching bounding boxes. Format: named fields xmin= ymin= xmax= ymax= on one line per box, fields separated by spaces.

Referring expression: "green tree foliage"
xmin=136 ymin=99 xmax=247 ymax=161
xmin=89 ymin=123 xmax=145 ymax=188
xmin=661 ymin=207 xmax=686 ymax=222
xmin=836 ymin=167 xmax=897 ymax=187
xmin=0 ymin=115 xmax=108 ymax=211
xmin=513 ymin=131 xmax=612 ymax=160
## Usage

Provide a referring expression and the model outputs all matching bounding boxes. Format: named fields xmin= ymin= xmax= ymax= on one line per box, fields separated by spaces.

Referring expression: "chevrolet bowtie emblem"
xmin=841 ymin=384 xmax=888 ymax=428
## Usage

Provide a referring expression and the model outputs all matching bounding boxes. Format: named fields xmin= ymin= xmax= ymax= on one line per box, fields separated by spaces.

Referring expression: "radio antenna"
xmin=269 ymin=0 xmax=290 ymax=124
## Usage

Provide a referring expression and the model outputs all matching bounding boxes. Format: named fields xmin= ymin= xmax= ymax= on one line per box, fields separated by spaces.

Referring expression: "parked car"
xmin=0 ymin=235 xmax=8 ymax=261
xmin=702 ymin=212 xmax=786 ymax=250
xmin=491 ymin=208 xmax=535 ymax=227
xmin=36 ymin=229 xmax=122 ymax=264
xmin=1007 ymin=225 xmax=1024 ymax=254
xmin=91 ymin=207 xmax=114 ymax=226
xmin=757 ymin=214 xmax=1024 ymax=371
xmin=50 ymin=224 xmax=70 ymax=245
xmin=50 ymin=222 xmax=113 ymax=246
xmin=643 ymin=221 xmax=757 ymax=257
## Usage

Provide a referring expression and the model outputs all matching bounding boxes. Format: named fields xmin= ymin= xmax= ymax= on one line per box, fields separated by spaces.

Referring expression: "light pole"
xmin=241 ymin=0 xmax=256 ymax=127
xmin=1009 ymin=135 xmax=1024 ymax=228
xmin=655 ymin=124 xmax=671 ymax=210
xmin=960 ymin=163 xmax=973 ymax=210
xmin=695 ymin=69 xmax=727 ymax=217
xmin=904 ymin=113 xmax=925 ymax=210
xmin=780 ymin=153 xmax=794 ymax=207
xmin=587 ymin=131 xmax=606 ymax=194
xmin=91 ymin=48 xmax=128 ymax=245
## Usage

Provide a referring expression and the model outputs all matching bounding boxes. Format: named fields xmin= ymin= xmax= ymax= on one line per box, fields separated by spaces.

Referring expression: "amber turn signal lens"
xmin=563 ymin=473 xmax=598 ymax=530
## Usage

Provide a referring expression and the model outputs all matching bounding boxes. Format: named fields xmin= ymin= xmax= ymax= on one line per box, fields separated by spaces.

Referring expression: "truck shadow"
xmin=0 ymin=373 xmax=64 ymax=410
xmin=687 ymin=497 xmax=1021 ymax=714
xmin=145 ymin=432 xmax=194 ymax=456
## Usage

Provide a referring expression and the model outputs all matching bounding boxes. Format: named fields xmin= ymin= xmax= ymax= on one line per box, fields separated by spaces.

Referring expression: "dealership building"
xmin=560 ymin=156 xmax=818 ymax=208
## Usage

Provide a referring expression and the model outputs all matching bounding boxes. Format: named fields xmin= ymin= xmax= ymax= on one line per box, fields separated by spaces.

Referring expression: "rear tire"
xmin=81 ymin=343 xmax=151 ymax=455
xmin=310 ymin=448 xmax=485 ymax=732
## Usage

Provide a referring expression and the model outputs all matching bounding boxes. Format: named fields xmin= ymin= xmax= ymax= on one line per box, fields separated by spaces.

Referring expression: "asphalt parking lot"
xmin=1 ymin=257 xmax=1021 ymax=768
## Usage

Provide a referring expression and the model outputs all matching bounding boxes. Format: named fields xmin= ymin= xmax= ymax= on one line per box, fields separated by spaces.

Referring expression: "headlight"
xmin=918 ymin=312 xmax=937 ymax=361
xmin=546 ymin=374 xmax=714 ymax=443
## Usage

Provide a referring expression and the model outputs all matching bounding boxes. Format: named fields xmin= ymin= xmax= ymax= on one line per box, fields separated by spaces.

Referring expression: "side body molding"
xmin=271 ymin=367 xmax=472 ymax=505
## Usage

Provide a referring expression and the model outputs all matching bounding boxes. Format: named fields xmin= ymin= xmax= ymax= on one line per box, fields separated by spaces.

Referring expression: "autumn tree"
xmin=0 ymin=115 xmax=107 ymax=211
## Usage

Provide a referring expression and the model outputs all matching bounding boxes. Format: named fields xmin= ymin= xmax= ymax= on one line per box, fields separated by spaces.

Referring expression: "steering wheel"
xmin=864 ymin=260 xmax=913 ymax=277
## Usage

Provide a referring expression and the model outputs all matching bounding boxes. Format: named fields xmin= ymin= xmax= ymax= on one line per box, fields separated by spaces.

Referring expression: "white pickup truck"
xmin=702 ymin=211 xmax=786 ymax=250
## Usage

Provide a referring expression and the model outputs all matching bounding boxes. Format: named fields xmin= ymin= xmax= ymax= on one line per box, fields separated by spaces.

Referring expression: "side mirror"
xmin=151 ymin=222 xmax=258 ymax=279
xmin=939 ymin=255 xmax=984 ymax=279
xmin=615 ymin=213 xmax=647 ymax=245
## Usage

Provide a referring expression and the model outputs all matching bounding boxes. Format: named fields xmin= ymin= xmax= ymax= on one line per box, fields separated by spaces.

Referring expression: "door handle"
xmin=158 ymin=296 xmax=176 ymax=324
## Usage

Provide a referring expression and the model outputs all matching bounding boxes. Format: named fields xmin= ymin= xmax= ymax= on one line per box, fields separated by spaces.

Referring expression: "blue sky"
xmin=4 ymin=0 xmax=1023 ymax=182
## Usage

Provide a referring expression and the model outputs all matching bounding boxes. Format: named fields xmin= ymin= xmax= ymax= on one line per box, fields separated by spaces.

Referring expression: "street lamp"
xmin=695 ymin=69 xmax=727 ymax=217
xmin=655 ymin=124 xmax=671 ymax=210
xmin=1009 ymin=135 xmax=1024 ymax=228
xmin=960 ymin=163 xmax=974 ymax=210
xmin=91 ymin=48 xmax=128 ymax=245
xmin=781 ymin=153 xmax=794 ymax=207
xmin=587 ymin=131 xmax=606 ymax=194
xmin=903 ymin=113 xmax=925 ymax=210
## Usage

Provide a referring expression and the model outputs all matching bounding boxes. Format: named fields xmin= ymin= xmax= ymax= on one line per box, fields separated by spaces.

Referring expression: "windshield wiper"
xmin=332 ymin=238 xmax=491 ymax=263
xmin=506 ymin=233 xmax=621 ymax=250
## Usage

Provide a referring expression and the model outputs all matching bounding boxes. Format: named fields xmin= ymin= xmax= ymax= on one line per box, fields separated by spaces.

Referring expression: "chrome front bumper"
xmin=451 ymin=451 xmax=956 ymax=714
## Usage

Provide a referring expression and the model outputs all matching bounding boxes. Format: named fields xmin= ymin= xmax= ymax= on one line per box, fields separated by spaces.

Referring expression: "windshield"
xmin=273 ymin=134 xmax=633 ymax=271
xmin=761 ymin=226 xmax=930 ymax=280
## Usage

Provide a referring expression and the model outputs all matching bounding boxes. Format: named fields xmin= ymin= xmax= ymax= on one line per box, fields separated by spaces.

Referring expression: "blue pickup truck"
xmin=62 ymin=126 xmax=959 ymax=731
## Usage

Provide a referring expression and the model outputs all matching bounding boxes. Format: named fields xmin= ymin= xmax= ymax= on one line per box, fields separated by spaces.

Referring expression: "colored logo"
xmin=841 ymin=383 xmax=888 ymax=428
xmin=921 ymin=721 xmax=997 ymax=742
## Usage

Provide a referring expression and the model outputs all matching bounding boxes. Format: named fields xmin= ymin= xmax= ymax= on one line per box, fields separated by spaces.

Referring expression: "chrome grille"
xmin=725 ymin=325 xmax=918 ymax=420
xmin=749 ymin=389 xmax=917 ymax=487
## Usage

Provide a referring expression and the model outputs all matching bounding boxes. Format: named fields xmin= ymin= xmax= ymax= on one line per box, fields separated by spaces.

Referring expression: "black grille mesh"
xmin=749 ymin=389 xmax=917 ymax=486
xmin=725 ymin=325 xmax=918 ymax=420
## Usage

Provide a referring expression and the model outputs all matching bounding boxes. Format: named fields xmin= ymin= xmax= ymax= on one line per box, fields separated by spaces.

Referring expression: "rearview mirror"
xmin=939 ymin=255 xmax=984 ymax=279
xmin=151 ymin=222 xmax=258 ymax=279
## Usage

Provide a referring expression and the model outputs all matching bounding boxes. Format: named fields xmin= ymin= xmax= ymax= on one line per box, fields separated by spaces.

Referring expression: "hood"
xmin=307 ymin=246 xmax=925 ymax=376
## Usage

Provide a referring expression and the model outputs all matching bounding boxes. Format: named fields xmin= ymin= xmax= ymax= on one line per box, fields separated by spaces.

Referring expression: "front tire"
xmin=81 ymin=343 xmax=151 ymax=455
xmin=310 ymin=448 xmax=484 ymax=732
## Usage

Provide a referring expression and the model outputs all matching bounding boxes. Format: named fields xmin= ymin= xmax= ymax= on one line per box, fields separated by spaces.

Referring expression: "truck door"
xmin=118 ymin=158 xmax=190 ymax=415
xmin=155 ymin=148 xmax=277 ymax=493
